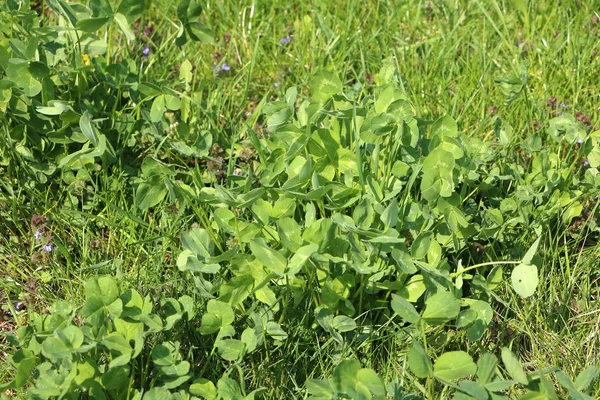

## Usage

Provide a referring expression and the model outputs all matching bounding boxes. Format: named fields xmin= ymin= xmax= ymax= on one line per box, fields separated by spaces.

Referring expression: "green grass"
xmin=1 ymin=0 xmax=600 ymax=398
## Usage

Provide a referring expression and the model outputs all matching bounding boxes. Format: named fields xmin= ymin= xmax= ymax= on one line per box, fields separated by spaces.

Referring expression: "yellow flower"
xmin=82 ymin=53 xmax=90 ymax=66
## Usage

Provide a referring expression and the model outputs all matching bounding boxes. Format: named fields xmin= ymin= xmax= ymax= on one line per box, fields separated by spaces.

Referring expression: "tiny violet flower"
xmin=559 ymin=102 xmax=567 ymax=116
xmin=214 ymin=63 xmax=230 ymax=75
xmin=516 ymin=39 xmax=523 ymax=47
xmin=34 ymin=230 xmax=43 ymax=241
xmin=274 ymin=82 xmax=280 ymax=88
xmin=142 ymin=46 xmax=150 ymax=57
xmin=42 ymin=244 xmax=56 ymax=252
xmin=280 ymin=35 xmax=291 ymax=45
xmin=577 ymin=138 xmax=583 ymax=144
xmin=583 ymin=160 xmax=589 ymax=166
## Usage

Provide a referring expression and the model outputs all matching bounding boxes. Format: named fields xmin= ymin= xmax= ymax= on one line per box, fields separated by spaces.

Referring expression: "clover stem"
xmin=449 ymin=260 xmax=521 ymax=278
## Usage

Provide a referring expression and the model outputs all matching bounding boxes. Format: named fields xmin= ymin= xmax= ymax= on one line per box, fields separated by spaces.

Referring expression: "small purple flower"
xmin=274 ymin=82 xmax=280 ymax=88
xmin=517 ymin=39 xmax=523 ymax=47
xmin=559 ymin=102 xmax=567 ymax=116
xmin=214 ymin=63 xmax=230 ymax=74
xmin=280 ymin=35 xmax=291 ymax=45
xmin=34 ymin=230 xmax=43 ymax=241
xmin=142 ymin=46 xmax=150 ymax=57
xmin=42 ymin=244 xmax=56 ymax=252
xmin=577 ymin=138 xmax=583 ymax=144
xmin=583 ymin=160 xmax=589 ymax=167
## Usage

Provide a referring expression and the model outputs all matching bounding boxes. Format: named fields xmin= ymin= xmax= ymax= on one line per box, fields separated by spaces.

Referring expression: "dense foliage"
xmin=1 ymin=0 xmax=599 ymax=399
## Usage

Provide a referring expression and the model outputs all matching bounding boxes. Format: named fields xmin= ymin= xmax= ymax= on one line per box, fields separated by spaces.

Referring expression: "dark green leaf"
xmin=76 ymin=17 xmax=109 ymax=32
xmin=116 ymin=0 xmax=147 ymax=22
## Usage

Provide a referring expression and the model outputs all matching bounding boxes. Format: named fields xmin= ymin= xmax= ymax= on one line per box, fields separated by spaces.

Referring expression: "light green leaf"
xmin=135 ymin=181 xmax=167 ymax=210
xmin=190 ymin=378 xmax=217 ymax=400
xmin=422 ymin=291 xmax=461 ymax=326
xmin=310 ymin=70 xmax=342 ymax=102
xmin=79 ymin=111 xmax=98 ymax=146
xmin=356 ymin=368 xmax=386 ymax=396
xmin=476 ymin=353 xmax=498 ymax=384
xmin=249 ymin=239 xmax=287 ymax=276
xmin=411 ymin=231 xmax=433 ymax=260
xmin=391 ymin=247 xmax=417 ymax=274
xmin=511 ymin=263 xmax=538 ymax=298
xmin=181 ymin=227 xmax=213 ymax=257
xmin=142 ymin=387 xmax=173 ymax=400
xmin=433 ymin=351 xmax=476 ymax=381
xmin=286 ymin=243 xmax=318 ymax=277
xmin=80 ymin=33 xmax=108 ymax=56
xmin=487 ymin=265 xmax=503 ymax=290
xmin=186 ymin=22 xmax=215 ymax=43
xmin=307 ymin=379 xmax=334 ymax=397
xmin=422 ymin=148 xmax=455 ymax=174
xmin=457 ymin=381 xmax=488 ymax=399
xmin=150 ymin=94 xmax=166 ymax=123
xmin=266 ymin=322 xmax=288 ymax=341
xmin=276 ymin=217 xmax=302 ymax=252
xmin=221 ymin=275 xmax=253 ymax=306
xmin=114 ymin=13 xmax=135 ymax=41
xmin=391 ymin=294 xmax=420 ymax=324
xmin=199 ymin=300 xmax=234 ymax=335
xmin=370 ymin=113 xmax=396 ymax=136
xmin=266 ymin=104 xmax=291 ymax=132
xmin=241 ymin=328 xmax=258 ymax=353
xmin=164 ymin=94 xmax=181 ymax=111
xmin=431 ymin=115 xmax=458 ymax=138
xmin=176 ymin=250 xmax=220 ymax=274
xmin=501 ymin=347 xmax=529 ymax=385
xmin=217 ymin=339 xmax=244 ymax=361
xmin=102 ymin=334 xmax=132 ymax=368
xmin=85 ymin=276 xmax=118 ymax=304
xmin=20 ymin=73 xmax=42 ymax=97
xmin=59 ymin=325 xmax=84 ymax=349
xmin=575 ymin=366 xmax=599 ymax=391
xmin=332 ymin=315 xmax=357 ymax=332
xmin=522 ymin=237 xmax=541 ymax=265
xmin=380 ymin=198 xmax=398 ymax=228
xmin=41 ymin=337 xmax=70 ymax=363
xmin=408 ymin=343 xmax=432 ymax=378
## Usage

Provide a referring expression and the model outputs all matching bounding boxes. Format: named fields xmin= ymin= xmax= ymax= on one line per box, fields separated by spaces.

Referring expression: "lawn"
xmin=1 ymin=0 xmax=599 ymax=398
